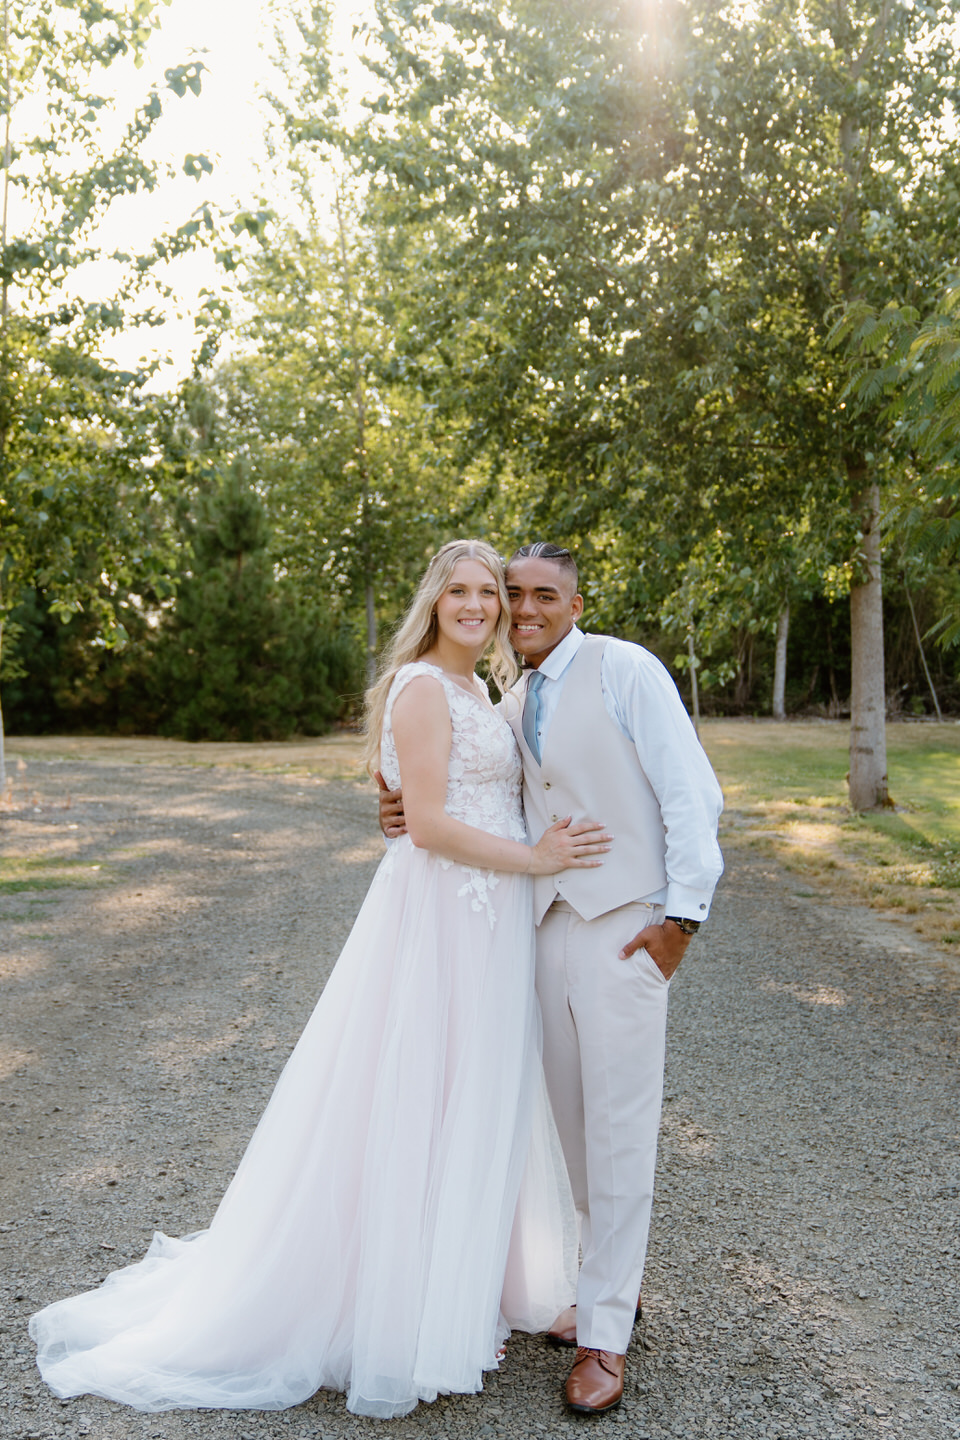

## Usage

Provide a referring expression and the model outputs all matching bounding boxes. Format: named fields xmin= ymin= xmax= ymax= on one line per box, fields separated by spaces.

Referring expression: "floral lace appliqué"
xmin=432 ymin=856 xmax=501 ymax=931
xmin=380 ymin=662 xmax=526 ymax=927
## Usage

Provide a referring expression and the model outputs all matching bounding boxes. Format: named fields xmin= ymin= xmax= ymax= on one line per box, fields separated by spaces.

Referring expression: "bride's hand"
xmin=527 ymin=818 xmax=612 ymax=876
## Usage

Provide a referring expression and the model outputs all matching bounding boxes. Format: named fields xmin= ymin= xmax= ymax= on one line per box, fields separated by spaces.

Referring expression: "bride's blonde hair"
xmin=363 ymin=539 xmax=518 ymax=776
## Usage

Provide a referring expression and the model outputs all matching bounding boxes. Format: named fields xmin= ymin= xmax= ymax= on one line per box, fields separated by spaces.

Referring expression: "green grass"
xmin=0 ymin=856 xmax=108 ymax=896
xmin=703 ymin=719 xmax=960 ymax=836
xmin=6 ymin=725 xmax=959 ymax=949
xmin=699 ymin=720 xmax=960 ymax=948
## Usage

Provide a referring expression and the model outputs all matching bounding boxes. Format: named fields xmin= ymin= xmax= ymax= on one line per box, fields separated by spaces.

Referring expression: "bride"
xmin=31 ymin=539 xmax=610 ymax=1419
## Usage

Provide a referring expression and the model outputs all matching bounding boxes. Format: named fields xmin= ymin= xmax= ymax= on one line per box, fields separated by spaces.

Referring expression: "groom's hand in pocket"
xmin=375 ymin=772 xmax=407 ymax=839
xmin=618 ymin=919 xmax=691 ymax=981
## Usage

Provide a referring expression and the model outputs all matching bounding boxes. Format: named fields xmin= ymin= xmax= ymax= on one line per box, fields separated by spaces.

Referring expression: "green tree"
xmin=359 ymin=0 xmax=960 ymax=803
xmin=831 ymin=279 xmax=960 ymax=648
xmin=210 ymin=3 xmax=466 ymax=677
xmin=672 ymin=0 xmax=960 ymax=800
xmin=0 ymin=0 xmax=215 ymax=784
xmin=218 ymin=202 xmax=460 ymax=684
xmin=153 ymin=465 xmax=361 ymax=740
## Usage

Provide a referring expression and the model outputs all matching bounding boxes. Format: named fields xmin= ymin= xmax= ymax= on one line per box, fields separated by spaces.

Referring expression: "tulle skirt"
xmin=30 ymin=839 xmax=577 ymax=1417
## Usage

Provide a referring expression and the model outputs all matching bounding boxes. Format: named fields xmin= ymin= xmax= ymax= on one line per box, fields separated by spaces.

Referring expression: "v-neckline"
xmin=421 ymin=663 xmax=497 ymax=716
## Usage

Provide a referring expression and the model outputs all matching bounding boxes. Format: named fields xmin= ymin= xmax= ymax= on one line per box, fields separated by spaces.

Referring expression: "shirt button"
xmin=551 ymin=814 xmax=559 ymax=822
xmin=544 ymin=781 xmax=552 ymax=789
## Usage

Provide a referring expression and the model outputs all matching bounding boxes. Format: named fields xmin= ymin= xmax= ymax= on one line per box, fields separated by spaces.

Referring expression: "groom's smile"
xmin=506 ymin=556 xmax=585 ymax=668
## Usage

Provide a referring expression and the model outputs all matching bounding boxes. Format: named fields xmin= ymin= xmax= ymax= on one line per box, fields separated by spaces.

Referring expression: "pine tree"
xmin=155 ymin=467 xmax=360 ymax=741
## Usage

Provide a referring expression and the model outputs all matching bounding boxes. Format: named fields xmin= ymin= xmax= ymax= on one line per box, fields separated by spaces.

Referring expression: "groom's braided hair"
xmin=509 ymin=541 xmax=579 ymax=591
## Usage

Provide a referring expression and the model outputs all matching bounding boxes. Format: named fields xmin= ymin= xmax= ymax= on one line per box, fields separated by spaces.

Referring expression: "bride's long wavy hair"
xmin=363 ymin=539 xmax=518 ymax=776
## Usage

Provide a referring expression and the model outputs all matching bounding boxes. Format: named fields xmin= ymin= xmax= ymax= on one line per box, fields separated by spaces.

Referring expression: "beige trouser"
xmin=536 ymin=899 xmax=670 ymax=1355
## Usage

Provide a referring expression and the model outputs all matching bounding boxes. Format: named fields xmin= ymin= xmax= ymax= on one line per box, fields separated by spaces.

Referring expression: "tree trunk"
xmin=824 ymin=624 xmax=840 ymax=715
xmin=837 ymin=13 xmax=891 ymax=808
xmin=731 ymin=630 xmax=754 ymax=708
xmin=802 ymin=663 xmax=820 ymax=708
xmin=772 ymin=601 xmax=789 ymax=719
xmin=335 ymin=187 xmax=378 ymax=688
xmin=687 ymin=629 xmax=700 ymax=736
xmin=848 ymin=479 xmax=888 ymax=810
xmin=365 ymin=583 xmax=377 ymax=688
xmin=903 ymin=577 xmax=942 ymax=722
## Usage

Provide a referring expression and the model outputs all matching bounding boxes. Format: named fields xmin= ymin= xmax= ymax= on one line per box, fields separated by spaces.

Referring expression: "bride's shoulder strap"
xmin=385 ymin=661 xmax=448 ymax=719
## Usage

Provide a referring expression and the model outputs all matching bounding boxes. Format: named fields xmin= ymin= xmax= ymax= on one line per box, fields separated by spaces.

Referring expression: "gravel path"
xmin=1 ymin=757 xmax=958 ymax=1440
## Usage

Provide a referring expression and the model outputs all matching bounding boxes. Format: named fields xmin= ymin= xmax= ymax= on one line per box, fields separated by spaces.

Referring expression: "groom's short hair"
xmin=508 ymin=541 xmax=579 ymax=591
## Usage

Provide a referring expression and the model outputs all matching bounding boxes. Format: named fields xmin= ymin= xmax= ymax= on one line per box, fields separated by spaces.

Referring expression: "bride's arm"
xmin=391 ymin=676 xmax=610 ymax=877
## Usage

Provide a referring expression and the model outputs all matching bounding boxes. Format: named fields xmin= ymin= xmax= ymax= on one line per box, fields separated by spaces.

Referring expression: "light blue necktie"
xmin=522 ymin=670 xmax=546 ymax=764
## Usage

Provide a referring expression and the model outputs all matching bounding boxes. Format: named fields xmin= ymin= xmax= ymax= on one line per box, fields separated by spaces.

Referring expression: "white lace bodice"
xmin=380 ymin=662 xmax=526 ymax=844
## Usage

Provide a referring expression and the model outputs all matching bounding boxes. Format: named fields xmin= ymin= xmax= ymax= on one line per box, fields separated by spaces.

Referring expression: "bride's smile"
xmin=432 ymin=559 xmax=501 ymax=666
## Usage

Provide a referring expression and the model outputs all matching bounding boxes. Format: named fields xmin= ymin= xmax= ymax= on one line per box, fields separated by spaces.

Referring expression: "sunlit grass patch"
xmin=0 ymin=856 xmax=108 ymax=895
xmin=701 ymin=719 xmax=960 ymax=952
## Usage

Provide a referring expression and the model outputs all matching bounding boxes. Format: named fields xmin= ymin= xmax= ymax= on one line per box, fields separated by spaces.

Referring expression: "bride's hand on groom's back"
xmin=376 ymin=772 xmax=408 ymax=839
xmin=528 ymin=817 xmax=611 ymax=876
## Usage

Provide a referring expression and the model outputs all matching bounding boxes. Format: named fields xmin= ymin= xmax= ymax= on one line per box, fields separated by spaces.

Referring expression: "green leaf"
xmin=182 ymin=153 xmax=214 ymax=179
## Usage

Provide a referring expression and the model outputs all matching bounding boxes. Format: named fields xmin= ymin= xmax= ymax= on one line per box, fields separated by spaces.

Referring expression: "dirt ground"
xmin=1 ymin=742 xmax=959 ymax=1440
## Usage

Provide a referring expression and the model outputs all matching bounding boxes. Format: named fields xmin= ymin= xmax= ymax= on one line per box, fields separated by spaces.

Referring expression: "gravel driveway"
xmin=1 ymin=755 xmax=958 ymax=1440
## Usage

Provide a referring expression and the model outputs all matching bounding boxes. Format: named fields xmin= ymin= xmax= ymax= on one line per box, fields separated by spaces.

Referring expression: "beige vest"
xmin=503 ymin=635 xmax=668 ymax=924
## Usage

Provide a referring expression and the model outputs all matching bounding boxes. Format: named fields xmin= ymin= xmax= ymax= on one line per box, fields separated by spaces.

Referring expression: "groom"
xmin=379 ymin=541 xmax=723 ymax=1414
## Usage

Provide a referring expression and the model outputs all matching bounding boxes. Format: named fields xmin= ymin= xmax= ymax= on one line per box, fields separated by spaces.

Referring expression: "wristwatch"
xmin=666 ymin=916 xmax=701 ymax=936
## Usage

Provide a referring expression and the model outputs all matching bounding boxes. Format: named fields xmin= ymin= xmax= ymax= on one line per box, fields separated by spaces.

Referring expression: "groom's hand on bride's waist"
xmin=376 ymin=772 xmax=408 ymax=839
xmin=618 ymin=920 xmax=691 ymax=980
xmin=375 ymin=780 xmax=608 ymax=857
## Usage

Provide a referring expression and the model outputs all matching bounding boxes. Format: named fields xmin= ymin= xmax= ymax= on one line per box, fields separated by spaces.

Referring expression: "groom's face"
xmin=506 ymin=557 xmax=584 ymax=668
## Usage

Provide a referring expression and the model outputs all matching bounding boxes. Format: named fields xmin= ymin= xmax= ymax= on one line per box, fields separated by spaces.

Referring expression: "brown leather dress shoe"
xmin=547 ymin=1293 xmax=643 ymax=1348
xmin=565 ymin=1347 xmax=626 ymax=1413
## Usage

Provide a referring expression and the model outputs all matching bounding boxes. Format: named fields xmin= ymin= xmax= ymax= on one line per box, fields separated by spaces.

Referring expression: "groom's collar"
xmin=527 ymin=625 xmax=584 ymax=683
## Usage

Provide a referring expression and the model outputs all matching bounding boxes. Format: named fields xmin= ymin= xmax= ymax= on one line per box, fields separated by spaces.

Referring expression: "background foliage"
xmin=3 ymin=0 xmax=960 ymax=775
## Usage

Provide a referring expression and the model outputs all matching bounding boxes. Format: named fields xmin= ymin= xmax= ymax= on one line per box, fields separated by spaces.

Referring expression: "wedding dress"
xmin=31 ymin=662 xmax=577 ymax=1418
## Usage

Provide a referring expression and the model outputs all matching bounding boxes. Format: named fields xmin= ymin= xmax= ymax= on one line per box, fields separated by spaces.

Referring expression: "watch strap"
xmin=666 ymin=915 xmax=701 ymax=935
